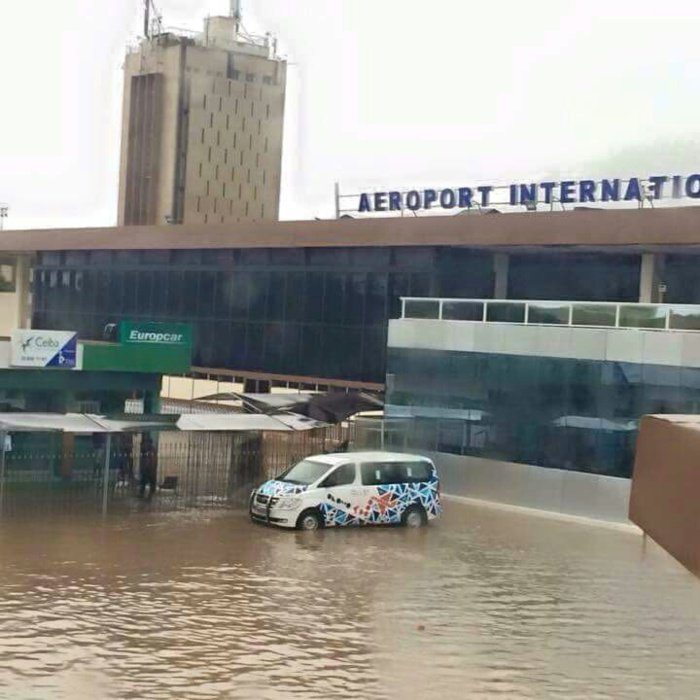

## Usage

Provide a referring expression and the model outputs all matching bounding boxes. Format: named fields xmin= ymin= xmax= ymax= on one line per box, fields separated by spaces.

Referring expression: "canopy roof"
xmin=195 ymin=390 xmax=383 ymax=423
xmin=0 ymin=412 xmax=326 ymax=434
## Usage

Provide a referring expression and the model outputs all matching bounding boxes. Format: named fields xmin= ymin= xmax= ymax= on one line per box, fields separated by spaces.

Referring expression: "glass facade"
xmin=386 ymin=347 xmax=700 ymax=478
xmin=32 ymin=246 xmax=700 ymax=384
xmin=32 ymin=247 xmax=494 ymax=383
xmin=508 ymin=252 xmax=641 ymax=301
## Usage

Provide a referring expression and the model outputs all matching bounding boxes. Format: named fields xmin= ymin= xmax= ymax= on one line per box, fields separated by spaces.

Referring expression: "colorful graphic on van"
xmin=257 ymin=480 xmax=308 ymax=497
xmin=319 ymin=481 xmax=441 ymax=527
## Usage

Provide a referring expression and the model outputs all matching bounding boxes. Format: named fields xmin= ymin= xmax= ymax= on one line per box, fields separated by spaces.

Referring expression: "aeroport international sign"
xmin=350 ymin=174 xmax=700 ymax=214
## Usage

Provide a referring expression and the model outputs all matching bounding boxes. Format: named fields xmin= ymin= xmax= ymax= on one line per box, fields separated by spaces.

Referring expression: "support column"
xmin=639 ymin=253 xmax=666 ymax=303
xmin=14 ymin=255 xmax=32 ymax=328
xmin=493 ymin=253 xmax=509 ymax=299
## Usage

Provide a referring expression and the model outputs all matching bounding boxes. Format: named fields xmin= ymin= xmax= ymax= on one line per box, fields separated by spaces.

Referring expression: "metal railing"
xmin=400 ymin=297 xmax=700 ymax=332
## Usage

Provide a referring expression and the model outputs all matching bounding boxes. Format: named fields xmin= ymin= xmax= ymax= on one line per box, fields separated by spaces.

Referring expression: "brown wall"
xmin=629 ymin=415 xmax=700 ymax=576
xmin=3 ymin=206 xmax=700 ymax=253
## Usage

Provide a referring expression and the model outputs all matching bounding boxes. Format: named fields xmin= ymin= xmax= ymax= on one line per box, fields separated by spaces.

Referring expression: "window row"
xmin=34 ymin=269 xmax=430 ymax=325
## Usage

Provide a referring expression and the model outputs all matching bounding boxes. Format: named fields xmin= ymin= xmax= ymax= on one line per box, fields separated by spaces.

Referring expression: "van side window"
xmin=320 ymin=463 xmax=356 ymax=488
xmin=361 ymin=462 xmax=403 ymax=486
xmin=361 ymin=461 xmax=433 ymax=485
xmin=401 ymin=461 xmax=433 ymax=483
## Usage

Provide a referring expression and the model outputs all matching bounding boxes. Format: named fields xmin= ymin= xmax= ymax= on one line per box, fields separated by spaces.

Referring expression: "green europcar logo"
xmin=120 ymin=322 xmax=191 ymax=347
xmin=128 ymin=329 xmax=184 ymax=344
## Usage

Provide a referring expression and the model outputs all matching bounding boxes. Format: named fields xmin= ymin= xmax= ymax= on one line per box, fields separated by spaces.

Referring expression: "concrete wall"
xmin=389 ymin=318 xmax=700 ymax=368
xmin=630 ymin=415 xmax=700 ymax=575
xmin=433 ymin=451 xmax=632 ymax=523
xmin=0 ymin=292 xmax=19 ymax=337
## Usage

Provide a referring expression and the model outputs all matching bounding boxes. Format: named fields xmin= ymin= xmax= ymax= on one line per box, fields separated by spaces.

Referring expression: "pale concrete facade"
xmin=0 ymin=256 xmax=31 ymax=337
xmin=118 ymin=16 xmax=286 ymax=227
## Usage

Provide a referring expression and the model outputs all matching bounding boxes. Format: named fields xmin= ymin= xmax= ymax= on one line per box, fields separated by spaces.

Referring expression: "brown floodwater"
xmin=0 ymin=501 xmax=699 ymax=699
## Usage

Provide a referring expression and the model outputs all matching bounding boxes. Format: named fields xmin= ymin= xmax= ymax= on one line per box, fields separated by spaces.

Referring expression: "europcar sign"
xmin=11 ymin=330 xmax=77 ymax=368
xmin=356 ymin=174 xmax=700 ymax=213
xmin=119 ymin=321 xmax=191 ymax=347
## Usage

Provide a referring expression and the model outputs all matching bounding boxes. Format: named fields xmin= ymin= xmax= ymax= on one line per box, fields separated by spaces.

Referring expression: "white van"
xmin=249 ymin=451 xmax=442 ymax=530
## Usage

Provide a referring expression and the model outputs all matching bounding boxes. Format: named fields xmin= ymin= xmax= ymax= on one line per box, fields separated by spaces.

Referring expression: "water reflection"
xmin=0 ymin=503 xmax=699 ymax=699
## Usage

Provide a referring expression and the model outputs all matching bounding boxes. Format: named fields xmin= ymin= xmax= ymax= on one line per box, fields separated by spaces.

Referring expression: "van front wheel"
xmin=296 ymin=509 xmax=322 ymax=531
xmin=402 ymin=504 xmax=427 ymax=528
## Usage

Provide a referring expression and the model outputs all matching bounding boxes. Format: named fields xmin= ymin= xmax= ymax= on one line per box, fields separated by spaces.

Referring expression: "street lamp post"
xmin=0 ymin=205 xmax=8 ymax=231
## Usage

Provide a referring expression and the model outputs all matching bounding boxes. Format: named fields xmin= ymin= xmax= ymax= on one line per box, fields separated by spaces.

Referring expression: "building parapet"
xmin=400 ymin=297 xmax=700 ymax=333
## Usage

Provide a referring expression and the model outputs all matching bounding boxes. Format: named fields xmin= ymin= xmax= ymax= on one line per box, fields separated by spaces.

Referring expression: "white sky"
xmin=0 ymin=0 xmax=699 ymax=229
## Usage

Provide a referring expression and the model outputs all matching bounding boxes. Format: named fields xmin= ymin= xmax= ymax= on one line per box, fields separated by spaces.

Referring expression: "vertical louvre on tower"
xmin=123 ymin=74 xmax=164 ymax=225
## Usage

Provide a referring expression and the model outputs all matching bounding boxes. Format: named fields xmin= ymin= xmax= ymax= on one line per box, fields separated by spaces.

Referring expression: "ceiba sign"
xmin=357 ymin=174 xmax=700 ymax=213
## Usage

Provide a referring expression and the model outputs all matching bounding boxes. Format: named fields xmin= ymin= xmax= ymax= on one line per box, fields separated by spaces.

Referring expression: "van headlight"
xmin=276 ymin=496 xmax=302 ymax=510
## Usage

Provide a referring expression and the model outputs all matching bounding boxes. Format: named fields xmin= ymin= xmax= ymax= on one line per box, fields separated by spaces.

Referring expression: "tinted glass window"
xmin=279 ymin=459 xmax=331 ymax=485
xmin=401 ymin=461 xmax=433 ymax=482
xmin=361 ymin=461 xmax=430 ymax=485
xmin=320 ymin=463 xmax=356 ymax=488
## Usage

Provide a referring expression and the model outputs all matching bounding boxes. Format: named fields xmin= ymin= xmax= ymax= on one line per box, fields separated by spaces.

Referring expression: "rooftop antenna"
xmin=230 ymin=0 xmax=242 ymax=34
xmin=143 ymin=0 xmax=163 ymax=39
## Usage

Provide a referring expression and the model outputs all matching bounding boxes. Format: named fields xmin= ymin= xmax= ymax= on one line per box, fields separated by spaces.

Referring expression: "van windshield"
xmin=278 ymin=459 xmax=331 ymax=485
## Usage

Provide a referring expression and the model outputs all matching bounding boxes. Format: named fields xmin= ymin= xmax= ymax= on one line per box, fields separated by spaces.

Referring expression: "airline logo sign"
xmin=11 ymin=330 xmax=78 ymax=368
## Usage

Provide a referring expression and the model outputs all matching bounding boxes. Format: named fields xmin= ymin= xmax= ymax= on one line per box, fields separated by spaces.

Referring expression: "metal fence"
xmin=0 ymin=423 xmax=353 ymax=518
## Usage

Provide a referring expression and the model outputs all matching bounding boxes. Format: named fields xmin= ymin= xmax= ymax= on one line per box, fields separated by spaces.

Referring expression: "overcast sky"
xmin=0 ymin=0 xmax=699 ymax=229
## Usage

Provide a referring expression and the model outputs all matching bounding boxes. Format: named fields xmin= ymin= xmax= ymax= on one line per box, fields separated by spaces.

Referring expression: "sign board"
xmin=351 ymin=174 xmax=700 ymax=214
xmin=10 ymin=330 xmax=77 ymax=369
xmin=119 ymin=321 xmax=192 ymax=347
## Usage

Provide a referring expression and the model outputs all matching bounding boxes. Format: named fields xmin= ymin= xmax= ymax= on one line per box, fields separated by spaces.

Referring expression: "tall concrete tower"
xmin=118 ymin=3 xmax=287 ymax=226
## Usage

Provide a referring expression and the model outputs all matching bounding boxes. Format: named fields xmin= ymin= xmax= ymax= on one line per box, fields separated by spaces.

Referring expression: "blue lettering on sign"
xmin=560 ymin=181 xmax=576 ymax=204
xmin=509 ymin=185 xmax=518 ymax=206
xmin=477 ymin=186 xmax=493 ymax=206
xmin=406 ymin=190 xmax=421 ymax=210
xmin=540 ymin=182 xmax=556 ymax=204
xmin=458 ymin=187 xmax=473 ymax=208
xmin=579 ymin=180 xmax=596 ymax=202
xmin=624 ymin=178 xmax=642 ymax=201
xmin=423 ymin=189 xmax=438 ymax=209
xmin=355 ymin=174 xmax=697 ymax=213
xmin=601 ymin=179 xmax=621 ymax=202
xmin=374 ymin=192 xmax=388 ymax=212
xmin=673 ymin=175 xmax=684 ymax=198
xmin=648 ymin=175 xmax=667 ymax=199
xmin=519 ymin=183 xmax=537 ymax=204
xmin=440 ymin=189 xmax=456 ymax=208
xmin=686 ymin=174 xmax=700 ymax=198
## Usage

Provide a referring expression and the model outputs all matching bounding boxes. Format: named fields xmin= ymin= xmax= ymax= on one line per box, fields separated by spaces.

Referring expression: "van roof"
xmin=307 ymin=451 xmax=432 ymax=466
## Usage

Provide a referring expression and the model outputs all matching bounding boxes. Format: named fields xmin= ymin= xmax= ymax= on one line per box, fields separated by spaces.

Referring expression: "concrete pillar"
xmin=14 ymin=256 xmax=32 ymax=328
xmin=639 ymin=253 xmax=666 ymax=303
xmin=493 ymin=253 xmax=509 ymax=299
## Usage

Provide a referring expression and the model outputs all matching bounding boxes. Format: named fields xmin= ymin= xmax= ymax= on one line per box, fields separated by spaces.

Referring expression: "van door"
xmin=360 ymin=461 xmax=406 ymax=525
xmin=316 ymin=463 xmax=363 ymax=527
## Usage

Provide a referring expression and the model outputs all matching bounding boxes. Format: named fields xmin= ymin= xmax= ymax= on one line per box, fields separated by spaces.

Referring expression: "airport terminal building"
xmin=3 ymin=205 xmax=700 ymax=385
xmin=4 ymin=203 xmax=700 ymax=520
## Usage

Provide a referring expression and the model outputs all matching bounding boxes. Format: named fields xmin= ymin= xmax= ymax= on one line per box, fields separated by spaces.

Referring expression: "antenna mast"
xmin=230 ymin=0 xmax=242 ymax=34
xmin=144 ymin=0 xmax=150 ymax=38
